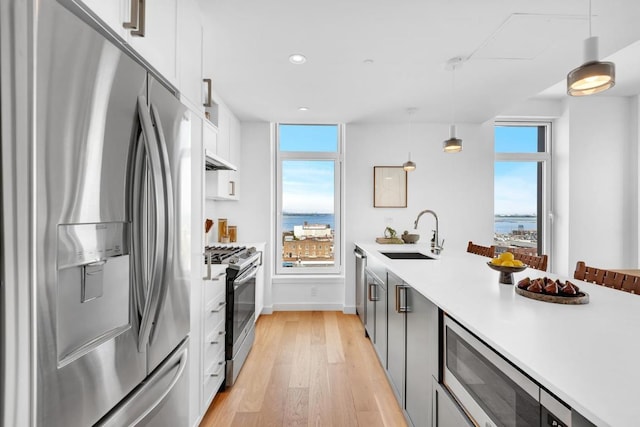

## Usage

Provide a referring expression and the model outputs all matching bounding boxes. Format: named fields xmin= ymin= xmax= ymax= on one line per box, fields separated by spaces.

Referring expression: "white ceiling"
xmin=198 ymin=0 xmax=640 ymax=124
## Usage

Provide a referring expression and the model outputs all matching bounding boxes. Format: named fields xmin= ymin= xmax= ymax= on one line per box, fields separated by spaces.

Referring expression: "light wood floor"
xmin=200 ymin=311 xmax=407 ymax=427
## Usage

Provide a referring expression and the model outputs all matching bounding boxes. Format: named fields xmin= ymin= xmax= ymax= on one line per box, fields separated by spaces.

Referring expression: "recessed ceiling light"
xmin=363 ymin=59 xmax=374 ymax=64
xmin=298 ymin=107 xmax=309 ymax=111
xmin=289 ymin=54 xmax=307 ymax=64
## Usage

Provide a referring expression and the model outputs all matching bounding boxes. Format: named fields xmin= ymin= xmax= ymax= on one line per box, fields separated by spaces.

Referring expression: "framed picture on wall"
xmin=373 ymin=166 xmax=407 ymax=208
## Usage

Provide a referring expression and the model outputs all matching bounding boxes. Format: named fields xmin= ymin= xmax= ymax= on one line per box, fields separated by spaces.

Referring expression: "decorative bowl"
xmin=486 ymin=262 xmax=528 ymax=284
xmin=401 ymin=233 xmax=420 ymax=244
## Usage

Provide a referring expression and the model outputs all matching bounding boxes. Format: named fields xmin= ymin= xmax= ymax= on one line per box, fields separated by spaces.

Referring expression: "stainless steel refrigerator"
xmin=29 ymin=0 xmax=191 ymax=425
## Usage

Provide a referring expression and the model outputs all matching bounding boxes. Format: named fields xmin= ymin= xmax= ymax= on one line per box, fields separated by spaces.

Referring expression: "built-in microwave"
xmin=443 ymin=315 xmax=571 ymax=427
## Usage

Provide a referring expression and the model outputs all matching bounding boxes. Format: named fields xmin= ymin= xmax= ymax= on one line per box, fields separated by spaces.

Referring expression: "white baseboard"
xmin=272 ymin=303 xmax=345 ymax=311
xmin=342 ymin=305 xmax=356 ymax=314
xmin=261 ymin=306 xmax=274 ymax=315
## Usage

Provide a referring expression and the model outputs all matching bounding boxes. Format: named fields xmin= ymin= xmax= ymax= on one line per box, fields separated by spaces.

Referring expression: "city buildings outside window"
xmin=276 ymin=124 xmax=342 ymax=274
xmin=494 ymin=122 xmax=551 ymax=259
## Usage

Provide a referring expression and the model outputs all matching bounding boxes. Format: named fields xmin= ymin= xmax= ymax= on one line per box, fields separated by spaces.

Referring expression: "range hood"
xmin=205 ymin=149 xmax=237 ymax=171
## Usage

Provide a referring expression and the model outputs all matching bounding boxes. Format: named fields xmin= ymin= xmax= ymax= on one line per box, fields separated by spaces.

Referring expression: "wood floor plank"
xmin=200 ymin=312 xmax=406 ymax=427
xmin=283 ymin=387 xmax=310 ymax=427
xmin=310 ymin=310 xmax=326 ymax=345
xmin=339 ymin=314 xmax=377 ymax=413
xmin=230 ymin=411 xmax=260 ymax=427
xmin=357 ymin=411 xmax=385 ymax=427
xmin=289 ymin=312 xmax=311 ymax=388
xmin=307 ymin=343 xmax=331 ymax=427
xmin=256 ymin=362 xmax=292 ymax=427
xmin=327 ymin=362 xmax=359 ymax=426
xmin=323 ymin=311 xmax=345 ymax=364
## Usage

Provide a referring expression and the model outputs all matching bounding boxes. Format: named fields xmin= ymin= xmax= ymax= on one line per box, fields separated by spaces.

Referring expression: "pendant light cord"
xmin=451 ymin=65 xmax=456 ymax=128
xmin=589 ymin=0 xmax=591 ymax=37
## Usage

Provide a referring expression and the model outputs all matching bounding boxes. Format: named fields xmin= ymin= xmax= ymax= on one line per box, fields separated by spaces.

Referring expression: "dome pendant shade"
xmin=567 ymin=61 xmax=615 ymax=96
xmin=567 ymin=36 xmax=615 ymax=96
xmin=443 ymin=124 xmax=462 ymax=153
xmin=403 ymin=152 xmax=416 ymax=171
xmin=403 ymin=160 xmax=416 ymax=171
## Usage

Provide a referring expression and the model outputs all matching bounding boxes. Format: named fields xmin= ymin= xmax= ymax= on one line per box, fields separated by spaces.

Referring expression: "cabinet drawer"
xmin=204 ymin=272 xmax=226 ymax=305
xmin=203 ymin=348 xmax=225 ymax=406
xmin=205 ymin=293 xmax=226 ymax=332
xmin=203 ymin=319 xmax=226 ymax=365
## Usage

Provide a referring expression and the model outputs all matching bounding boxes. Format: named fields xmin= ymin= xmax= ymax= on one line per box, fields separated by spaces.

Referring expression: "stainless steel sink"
xmin=380 ymin=252 xmax=435 ymax=260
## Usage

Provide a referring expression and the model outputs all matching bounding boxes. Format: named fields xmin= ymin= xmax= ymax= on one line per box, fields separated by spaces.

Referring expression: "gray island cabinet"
xmin=355 ymin=243 xmax=614 ymax=427
xmin=365 ymin=255 xmax=388 ymax=367
xmin=387 ymin=271 xmax=439 ymax=427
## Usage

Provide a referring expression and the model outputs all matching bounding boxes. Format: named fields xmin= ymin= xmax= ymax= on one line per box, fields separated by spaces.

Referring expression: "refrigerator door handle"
xmin=96 ymin=341 xmax=189 ymax=427
xmin=131 ymin=133 xmax=147 ymax=323
xmin=135 ymin=95 xmax=168 ymax=352
xmin=147 ymin=103 xmax=175 ymax=345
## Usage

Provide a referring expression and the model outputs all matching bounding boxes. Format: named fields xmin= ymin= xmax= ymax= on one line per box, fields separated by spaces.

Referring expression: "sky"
xmin=279 ymin=124 xmax=539 ymax=216
xmin=280 ymin=125 xmax=337 ymax=214
xmin=494 ymin=126 xmax=540 ymax=216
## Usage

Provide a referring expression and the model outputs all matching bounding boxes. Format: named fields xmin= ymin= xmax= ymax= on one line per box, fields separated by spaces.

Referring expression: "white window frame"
xmin=494 ymin=121 xmax=552 ymax=261
xmin=275 ymin=123 xmax=343 ymax=275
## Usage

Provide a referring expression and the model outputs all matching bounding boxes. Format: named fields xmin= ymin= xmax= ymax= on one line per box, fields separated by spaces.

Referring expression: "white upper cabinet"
xmin=124 ymin=0 xmax=178 ymax=85
xmin=80 ymin=0 xmax=178 ymax=86
xmin=177 ymin=0 xmax=205 ymax=111
xmin=81 ymin=0 xmax=126 ymax=38
xmin=205 ymin=102 xmax=240 ymax=201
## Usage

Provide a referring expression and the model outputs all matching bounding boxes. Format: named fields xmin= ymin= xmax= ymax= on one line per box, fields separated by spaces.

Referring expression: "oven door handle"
xmin=233 ymin=265 xmax=259 ymax=289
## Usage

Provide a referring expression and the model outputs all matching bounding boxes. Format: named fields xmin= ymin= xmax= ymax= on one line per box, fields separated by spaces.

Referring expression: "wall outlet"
xmin=310 ymin=286 xmax=318 ymax=297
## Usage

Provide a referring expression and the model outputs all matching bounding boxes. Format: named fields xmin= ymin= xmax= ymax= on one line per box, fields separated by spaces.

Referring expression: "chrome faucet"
xmin=414 ymin=209 xmax=444 ymax=254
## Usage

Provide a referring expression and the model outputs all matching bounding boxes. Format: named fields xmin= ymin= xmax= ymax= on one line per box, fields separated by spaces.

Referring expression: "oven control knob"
xmin=228 ymin=256 xmax=238 ymax=264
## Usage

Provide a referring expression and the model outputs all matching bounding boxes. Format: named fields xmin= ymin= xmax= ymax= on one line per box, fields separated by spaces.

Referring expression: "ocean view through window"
xmin=276 ymin=124 xmax=342 ymax=274
xmin=494 ymin=123 xmax=551 ymax=258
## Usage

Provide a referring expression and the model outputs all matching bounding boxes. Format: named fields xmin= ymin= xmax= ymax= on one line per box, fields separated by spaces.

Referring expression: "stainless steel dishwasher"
xmin=354 ymin=247 xmax=367 ymax=328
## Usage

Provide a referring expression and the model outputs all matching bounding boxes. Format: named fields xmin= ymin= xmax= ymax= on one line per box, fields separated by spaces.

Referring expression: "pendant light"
xmin=443 ymin=57 xmax=463 ymax=153
xmin=403 ymin=108 xmax=417 ymax=171
xmin=567 ymin=0 xmax=615 ymax=96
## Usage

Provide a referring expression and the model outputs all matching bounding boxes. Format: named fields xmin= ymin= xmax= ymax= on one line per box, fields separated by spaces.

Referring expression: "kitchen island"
xmin=357 ymin=243 xmax=640 ymax=427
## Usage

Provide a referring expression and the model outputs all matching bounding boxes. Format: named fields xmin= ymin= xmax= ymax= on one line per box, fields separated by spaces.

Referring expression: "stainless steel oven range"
xmin=204 ymin=245 xmax=262 ymax=386
xmin=443 ymin=315 xmax=572 ymax=427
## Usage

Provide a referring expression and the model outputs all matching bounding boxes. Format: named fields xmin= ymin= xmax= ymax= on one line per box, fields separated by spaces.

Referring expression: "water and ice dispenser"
xmin=56 ymin=222 xmax=131 ymax=364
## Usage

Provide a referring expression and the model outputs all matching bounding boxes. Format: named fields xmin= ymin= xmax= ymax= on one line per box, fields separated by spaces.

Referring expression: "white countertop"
xmin=357 ymin=243 xmax=640 ymax=427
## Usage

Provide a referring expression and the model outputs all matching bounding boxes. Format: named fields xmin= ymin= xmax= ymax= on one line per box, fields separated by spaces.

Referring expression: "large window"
xmin=276 ymin=124 xmax=342 ymax=274
xmin=494 ymin=123 xmax=551 ymax=258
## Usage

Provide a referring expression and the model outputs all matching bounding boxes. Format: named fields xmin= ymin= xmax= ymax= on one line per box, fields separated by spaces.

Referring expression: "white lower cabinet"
xmin=201 ymin=273 xmax=226 ymax=409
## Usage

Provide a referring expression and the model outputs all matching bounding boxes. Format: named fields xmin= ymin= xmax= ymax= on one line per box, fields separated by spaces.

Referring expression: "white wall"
xmin=208 ymin=122 xmax=274 ymax=312
xmin=344 ymin=122 xmax=495 ymax=310
xmin=212 ymin=120 xmax=494 ymax=312
xmin=553 ymin=96 xmax=638 ymax=275
xmin=552 ymin=104 xmax=571 ymax=276
xmin=211 ymin=94 xmax=640 ymax=308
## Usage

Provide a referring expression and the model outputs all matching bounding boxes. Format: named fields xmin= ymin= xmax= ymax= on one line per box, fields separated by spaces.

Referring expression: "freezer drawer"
xmin=97 ymin=338 xmax=190 ymax=427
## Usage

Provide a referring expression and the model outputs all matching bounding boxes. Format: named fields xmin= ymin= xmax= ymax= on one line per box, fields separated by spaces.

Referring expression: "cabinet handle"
xmin=368 ymin=282 xmax=379 ymax=301
xmin=209 ymin=361 xmax=226 ymax=377
xmin=123 ymin=0 xmax=145 ymax=37
xmin=395 ymin=285 xmax=411 ymax=313
xmin=131 ymin=0 xmax=145 ymax=37
xmin=123 ymin=0 xmax=139 ymax=30
xmin=229 ymin=180 xmax=235 ymax=196
xmin=203 ymin=78 xmax=213 ymax=107
xmin=211 ymin=302 xmax=226 ymax=313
